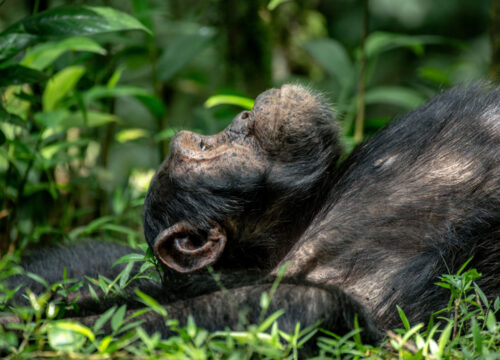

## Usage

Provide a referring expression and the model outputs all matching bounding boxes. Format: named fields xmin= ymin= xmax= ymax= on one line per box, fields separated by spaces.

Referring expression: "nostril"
xmin=241 ymin=111 xmax=250 ymax=119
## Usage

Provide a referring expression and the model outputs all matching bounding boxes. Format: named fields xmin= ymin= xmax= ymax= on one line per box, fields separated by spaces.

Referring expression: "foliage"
xmin=0 ymin=0 xmax=497 ymax=359
xmin=0 ymin=253 xmax=499 ymax=359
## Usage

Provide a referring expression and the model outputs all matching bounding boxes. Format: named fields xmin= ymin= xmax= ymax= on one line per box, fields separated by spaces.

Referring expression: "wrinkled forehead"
xmin=254 ymin=85 xmax=319 ymax=109
xmin=252 ymin=85 xmax=325 ymax=142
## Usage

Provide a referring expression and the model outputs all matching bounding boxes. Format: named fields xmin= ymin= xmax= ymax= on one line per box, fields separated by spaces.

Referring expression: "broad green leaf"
xmin=365 ymin=86 xmax=425 ymax=109
xmin=486 ymin=311 xmax=497 ymax=333
xmin=106 ymin=66 xmax=125 ymax=88
xmin=36 ymin=110 xmax=117 ymax=130
xmin=157 ymin=30 xmax=214 ymax=82
xmin=135 ymin=289 xmax=167 ymax=317
xmin=131 ymin=0 xmax=153 ymax=31
xmin=204 ymin=95 xmax=254 ymax=110
xmin=43 ymin=66 xmax=86 ymax=111
xmin=83 ymin=85 xmax=151 ymax=103
xmin=418 ymin=66 xmax=450 ymax=85
xmin=0 ymin=33 xmax=38 ymax=62
xmin=155 ymin=128 xmax=178 ymax=141
xmin=0 ymin=102 xmax=25 ymax=127
xmin=83 ymin=85 xmax=165 ymax=119
xmin=115 ymin=128 xmax=149 ymax=143
xmin=471 ymin=318 xmax=483 ymax=354
xmin=40 ymin=139 xmax=89 ymax=159
xmin=118 ymin=261 xmax=134 ymax=288
xmin=112 ymin=253 xmax=145 ymax=266
xmin=437 ymin=322 xmax=453 ymax=356
xmin=303 ymin=38 xmax=355 ymax=89
xmin=365 ymin=32 xmax=447 ymax=58
xmin=89 ymin=6 xmax=151 ymax=34
xmin=35 ymin=109 xmax=70 ymax=128
xmin=47 ymin=321 xmax=94 ymax=352
xmin=111 ymin=305 xmax=126 ymax=331
xmin=136 ymin=94 xmax=166 ymax=120
xmin=257 ymin=310 xmax=285 ymax=332
xmin=268 ymin=0 xmax=290 ymax=10
xmin=0 ymin=65 xmax=46 ymax=87
xmin=5 ymin=6 xmax=150 ymax=37
xmin=396 ymin=305 xmax=410 ymax=330
xmin=98 ymin=336 xmax=113 ymax=353
xmin=22 ymin=37 xmax=106 ymax=70
xmin=71 ymin=111 xmax=117 ymax=128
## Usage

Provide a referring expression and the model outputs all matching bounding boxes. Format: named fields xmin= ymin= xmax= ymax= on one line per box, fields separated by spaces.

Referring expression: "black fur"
xmin=4 ymin=85 xmax=500 ymax=347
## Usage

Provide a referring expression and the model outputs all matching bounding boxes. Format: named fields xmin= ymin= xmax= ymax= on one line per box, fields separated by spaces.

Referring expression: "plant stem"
xmin=32 ymin=0 xmax=40 ymax=15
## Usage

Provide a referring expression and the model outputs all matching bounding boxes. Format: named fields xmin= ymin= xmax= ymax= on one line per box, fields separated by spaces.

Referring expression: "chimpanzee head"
xmin=143 ymin=84 xmax=341 ymax=273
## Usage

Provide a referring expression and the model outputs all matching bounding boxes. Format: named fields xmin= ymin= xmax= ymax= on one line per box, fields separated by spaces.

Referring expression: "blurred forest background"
xmin=0 ymin=0 xmax=498 ymax=254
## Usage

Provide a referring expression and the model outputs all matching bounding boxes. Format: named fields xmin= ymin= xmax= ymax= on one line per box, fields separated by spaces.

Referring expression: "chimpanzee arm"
xmin=6 ymin=241 xmax=142 ymax=306
xmin=77 ymin=283 xmax=382 ymax=345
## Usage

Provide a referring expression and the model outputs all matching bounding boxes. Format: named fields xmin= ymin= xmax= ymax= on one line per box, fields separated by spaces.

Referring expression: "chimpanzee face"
xmin=144 ymin=84 xmax=340 ymax=273
xmin=166 ymin=85 xmax=327 ymax=190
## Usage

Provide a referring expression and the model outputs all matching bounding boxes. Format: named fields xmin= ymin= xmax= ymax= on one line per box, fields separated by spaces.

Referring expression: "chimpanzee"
xmin=3 ymin=84 xmax=500 ymax=345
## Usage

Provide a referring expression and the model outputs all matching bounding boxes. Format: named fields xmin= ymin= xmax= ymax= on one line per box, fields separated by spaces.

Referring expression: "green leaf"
xmin=303 ymin=38 xmax=355 ymax=89
xmin=257 ymin=310 xmax=285 ymax=332
xmin=0 ymin=103 xmax=25 ymax=127
xmin=26 ymin=272 xmax=50 ymax=289
xmin=157 ymin=31 xmax=214 ymax=82
xmin=365 ymin=32 xmax=447 ymax=58
xmin=135 ymin=289 xmax=167 ymax=317
xmin=131 ymin=0 xmax=153 ymax=31
xmin=111 ymin=305 xmax=126 ymax=331
xmin=22 ymin=37 xmax=106 ymax=70
xmin=268 ymin=0 xmax=290 ymax=10
xmin=0 ymin=128 xmax=5 ymax=146
xmin=136 ymin=94 xmax=166 ymax=120
xmin=204 ymin=95 xmax=254 ymax=110
xmin=43 ymin=65 xmax=86 ymax=111
xmin=118 ymin=261 xmax=134 ymax=288
xmin=72 ymin=111 xmax=117 ymax=128
xmin=36 ymin=110 xmax=117 ymax=130
xmin=471 ymin=318 xmax=482 ymax=354
xmin=113 ymin=253 xmax=145 ymax=266
xmin=83 ymin=85 xmax=165 ymax=119
xmin=396 ymin=305 xmax=410 ymax=330
xmin=115 ymin=128 xmax=149 ymax=143
xmin=0 ymin=65 xmax=46 ymax=87
xmin=418 ymin=66 xmax=450 ymax=86
xmin=6 ymin=5 xmax=150 ymax=38
xmin=40 ymin=139 xmax=89 ymax=160
xmin=47 ymin=321 xmax=94 ymax=352
xmin=486 ymin=311 xmax=497 ymax=333
xmin=437 ymin=322 xmax=453 ymax=356
xmin=0 ymin=33 xmax=38 ymax=63
xmin=83 ymin=85 xmax=151 ymax=103
xmin=365 ymin=86 xmax=425 ymax=109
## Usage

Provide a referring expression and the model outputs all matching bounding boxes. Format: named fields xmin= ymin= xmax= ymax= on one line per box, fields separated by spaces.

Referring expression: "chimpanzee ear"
xmin=154 ymin=222 xmax=227 ymax=273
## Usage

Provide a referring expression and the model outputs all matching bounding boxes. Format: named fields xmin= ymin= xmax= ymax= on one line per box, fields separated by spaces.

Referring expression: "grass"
xmin=0 ymin=254 xmax=499 ymax=360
